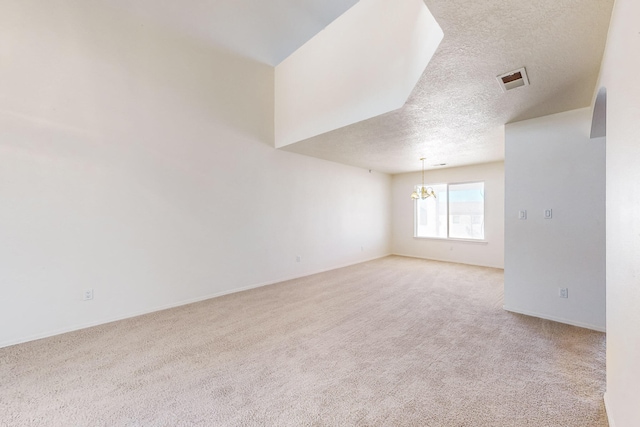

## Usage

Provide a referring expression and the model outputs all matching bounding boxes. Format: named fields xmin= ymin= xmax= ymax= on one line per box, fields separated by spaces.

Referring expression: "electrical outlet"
xmin=83 ymin=289 xmax=94 ymax=301
xmin=296 ymin=255 xmax=301 ymax=262
xmin=558 ymin=288 xmax=568 ymax=299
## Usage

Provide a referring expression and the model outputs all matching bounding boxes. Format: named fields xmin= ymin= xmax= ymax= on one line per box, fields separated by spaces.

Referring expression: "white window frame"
xmin=413 ymin=181 xmax=486 ymax=242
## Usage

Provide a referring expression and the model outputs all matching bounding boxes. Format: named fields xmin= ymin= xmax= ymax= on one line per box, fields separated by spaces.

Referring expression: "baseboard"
xmin=0 ymin=253 xmax=391 ymax=349
xmin=391 ymin=252 xmax=504 ymax=270
xmin=503 ymin=305 xmax=606 ymax=332
xmin=604 ymin=393 xmax=615 ymax=427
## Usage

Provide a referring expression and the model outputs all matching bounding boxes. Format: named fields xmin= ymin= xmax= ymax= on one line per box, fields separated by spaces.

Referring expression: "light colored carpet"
xmin=0 ymin=256 xmax=607 ymax=426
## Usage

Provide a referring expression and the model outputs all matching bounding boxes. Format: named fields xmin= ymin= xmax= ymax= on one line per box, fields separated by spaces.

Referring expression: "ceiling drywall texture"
xmin=281 ymin=0 xmax=615 ymax=174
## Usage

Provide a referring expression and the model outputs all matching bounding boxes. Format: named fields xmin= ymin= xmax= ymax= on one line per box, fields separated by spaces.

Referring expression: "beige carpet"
xmin=0 ymin=256 xmax=607 ymax=426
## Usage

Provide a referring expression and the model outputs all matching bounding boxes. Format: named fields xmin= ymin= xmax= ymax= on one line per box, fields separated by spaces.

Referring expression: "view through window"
xmin=415 ymin=182 xmax=485 ymax=240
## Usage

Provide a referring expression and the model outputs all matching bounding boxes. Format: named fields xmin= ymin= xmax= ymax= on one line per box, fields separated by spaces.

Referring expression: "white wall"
xmin=274 ymin=0 xmax=442 ymax=147
xmin=391 ymin=162 xmax=504 ymax=269
xmin=504 ymin=108 xmax=605 ymax=331
xmin=596 ymin=0 xmax=640 ymax=424
xmin=0 ymin=0 xmax=392 ymax=348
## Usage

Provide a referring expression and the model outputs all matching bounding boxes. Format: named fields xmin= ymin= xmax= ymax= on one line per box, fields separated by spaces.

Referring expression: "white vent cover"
xmin=497 ymin=67 xmax=529 ymax=92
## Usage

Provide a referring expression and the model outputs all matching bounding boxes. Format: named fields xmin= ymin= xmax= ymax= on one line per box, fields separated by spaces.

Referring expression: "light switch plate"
xmin=518 ymin=210 xmax=527 ymax=220
xmin=544 ymin=209 xmax=553 ymax=219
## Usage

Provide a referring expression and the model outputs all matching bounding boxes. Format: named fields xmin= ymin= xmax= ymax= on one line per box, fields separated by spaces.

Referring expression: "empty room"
xmin=1 ymin=0 xmax=638 ymax=426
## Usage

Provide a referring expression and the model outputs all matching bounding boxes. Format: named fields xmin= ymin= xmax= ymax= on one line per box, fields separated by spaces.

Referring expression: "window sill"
xmin=413 ymin=236 xmax=488 ymax=244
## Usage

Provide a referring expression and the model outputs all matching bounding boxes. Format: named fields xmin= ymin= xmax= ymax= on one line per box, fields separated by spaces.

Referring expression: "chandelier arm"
xmin=411 ymin=157 xmax=437 ymax=200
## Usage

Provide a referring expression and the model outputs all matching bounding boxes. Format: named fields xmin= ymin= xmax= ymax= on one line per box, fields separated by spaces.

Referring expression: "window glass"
xmin=415 ymin=183 xmax=447 ymax=238
xmin=448 ymin=182 xmax=484 ymax=240
xmin=414 ymin=181 xmax=485 ymax=240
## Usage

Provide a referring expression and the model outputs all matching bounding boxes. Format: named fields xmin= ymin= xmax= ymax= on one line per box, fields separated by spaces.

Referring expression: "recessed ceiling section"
xmin=274 ymin=0 xmax=443 ymax=148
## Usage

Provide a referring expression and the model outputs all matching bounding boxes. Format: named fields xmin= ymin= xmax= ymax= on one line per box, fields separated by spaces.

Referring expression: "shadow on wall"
xmin=591 ymin=87 xmax=607 ymax=139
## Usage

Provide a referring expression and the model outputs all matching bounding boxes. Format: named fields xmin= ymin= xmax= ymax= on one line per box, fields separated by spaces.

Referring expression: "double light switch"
xmin=518 ymin=209 xmax=553 ymax=219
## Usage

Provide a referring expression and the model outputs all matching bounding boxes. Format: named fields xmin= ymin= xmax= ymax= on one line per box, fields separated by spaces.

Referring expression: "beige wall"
xmin=391 ymin=161 xmax=504 ymax=269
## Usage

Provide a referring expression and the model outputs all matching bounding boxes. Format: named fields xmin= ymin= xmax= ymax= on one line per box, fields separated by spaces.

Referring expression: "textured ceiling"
xmin=282 ymin=0 xmax=615 ymax=174
xmin=105 ymin=0 xmax=614 ymax=174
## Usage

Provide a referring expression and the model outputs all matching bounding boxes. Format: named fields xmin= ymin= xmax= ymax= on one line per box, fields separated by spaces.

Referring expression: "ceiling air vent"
xmin=497 ymin=67 xmax=529 ymax=92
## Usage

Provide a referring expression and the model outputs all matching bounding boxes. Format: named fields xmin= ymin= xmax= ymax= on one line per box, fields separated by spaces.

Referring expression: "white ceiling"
xmin=106 ymin=0 xmax=614 ymax=174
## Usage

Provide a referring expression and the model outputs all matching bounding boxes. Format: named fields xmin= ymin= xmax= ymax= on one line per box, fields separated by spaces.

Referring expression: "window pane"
xmin=415 ymin=184 xmax=447 ymax=238
xmin=448 ymin=182 xmax=484 ymax=240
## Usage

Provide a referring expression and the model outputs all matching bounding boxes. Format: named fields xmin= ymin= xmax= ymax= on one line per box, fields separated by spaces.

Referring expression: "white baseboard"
xmin=0 ymin=253 xmax=391 ymax=349
xmin=604 ymin=393 xmax=615 ymax=427
xmin=391 ymin=252 xmax=504 ymax=270
xmin=503 ymin=305 xmax=606 ymax=332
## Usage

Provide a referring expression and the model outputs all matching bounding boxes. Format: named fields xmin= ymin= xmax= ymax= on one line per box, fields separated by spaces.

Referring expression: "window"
xmin=414 ymin=181 xmax=485 ymax=240
xmin=415 ymin=183 xmax=447 ymax=238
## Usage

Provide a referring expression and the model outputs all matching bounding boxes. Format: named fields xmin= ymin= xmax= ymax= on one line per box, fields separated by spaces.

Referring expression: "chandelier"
xmin=410 ymin=157 xmax=436 ymax=200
